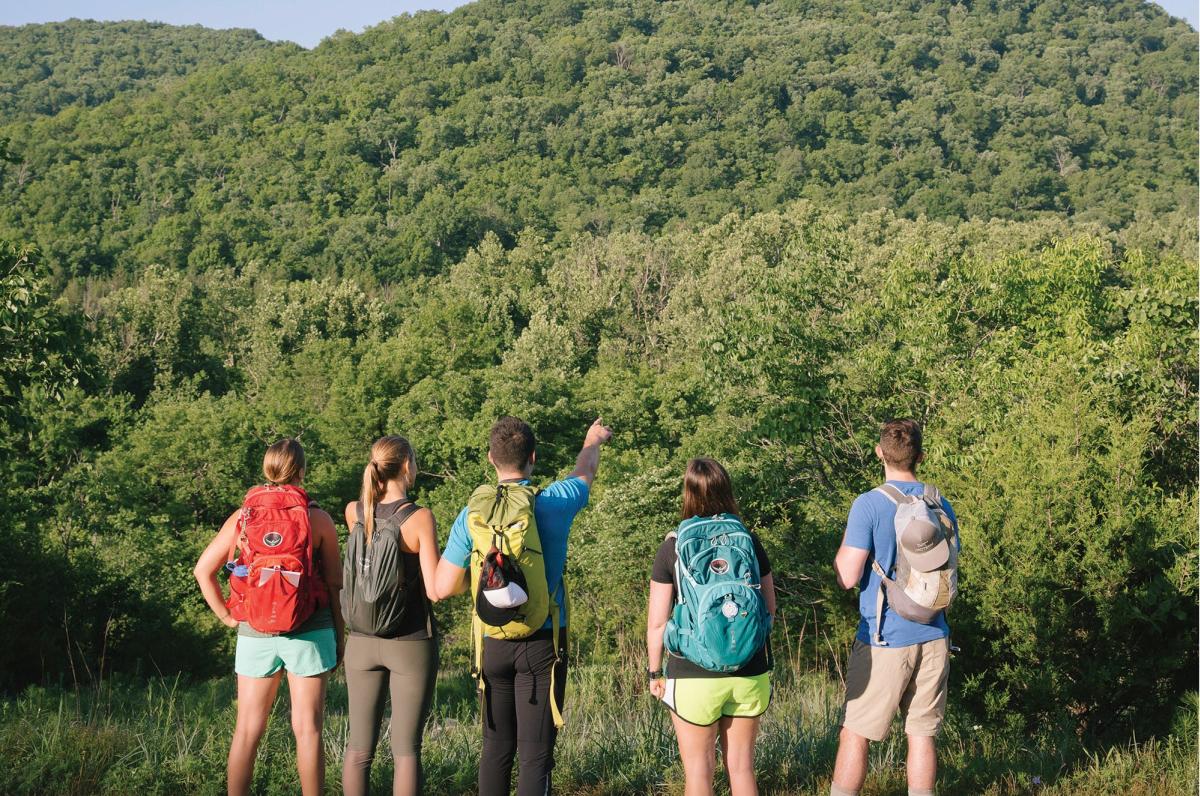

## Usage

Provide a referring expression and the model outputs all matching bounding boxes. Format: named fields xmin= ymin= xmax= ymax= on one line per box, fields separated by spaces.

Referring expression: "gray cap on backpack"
xmin=899 ymin=515 xmax=950 ymax=572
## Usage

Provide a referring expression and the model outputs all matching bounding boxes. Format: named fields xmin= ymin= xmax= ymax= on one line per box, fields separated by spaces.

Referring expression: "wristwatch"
xmin=647 ymin=668 xmax=663 ymax=682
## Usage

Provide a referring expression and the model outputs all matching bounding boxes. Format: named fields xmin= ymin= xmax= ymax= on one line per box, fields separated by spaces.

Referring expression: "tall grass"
xmin=3 ymin=648 xmax=1194 ymax=795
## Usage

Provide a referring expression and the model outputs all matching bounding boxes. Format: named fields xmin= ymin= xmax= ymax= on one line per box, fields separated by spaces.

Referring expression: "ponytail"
xmin=360 ymin=460 xmax=383 ymax=543
xmin=358 ymin=436 xmax=417 ymax=543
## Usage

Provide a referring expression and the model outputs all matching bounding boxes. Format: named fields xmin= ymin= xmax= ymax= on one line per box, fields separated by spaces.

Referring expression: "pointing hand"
xmin=585 ymin=417 xmax=613 ymax=446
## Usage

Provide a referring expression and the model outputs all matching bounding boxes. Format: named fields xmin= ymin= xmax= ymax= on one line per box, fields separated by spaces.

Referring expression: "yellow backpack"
xmin=466 ymin=482 xmax=565 ymax=726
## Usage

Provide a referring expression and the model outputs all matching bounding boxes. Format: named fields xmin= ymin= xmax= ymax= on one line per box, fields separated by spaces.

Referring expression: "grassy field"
xmin=3 ymin=648 xmax=1194 ymax=796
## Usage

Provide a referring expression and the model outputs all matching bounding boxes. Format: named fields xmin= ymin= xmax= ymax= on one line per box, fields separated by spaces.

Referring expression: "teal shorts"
xmin=234 ymin=627 xmax=337 ymax=678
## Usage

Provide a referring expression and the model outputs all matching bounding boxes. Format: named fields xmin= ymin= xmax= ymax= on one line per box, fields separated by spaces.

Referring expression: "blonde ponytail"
xmin=358 ymin=436 xmax=417 ymax=543
xmin=360 ymin=460 xmax=382 ymax=543
xmin=264 ymin=438 xmax=305 ymax=485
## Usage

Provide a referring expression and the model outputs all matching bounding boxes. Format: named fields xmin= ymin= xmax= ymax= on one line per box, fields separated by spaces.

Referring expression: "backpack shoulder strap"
xmin=392 ymin=501 xmax=421 ymax=528
xmin=922 ymin=484 xmax=942 ymax=505
xmin=874 ymin=483 xmax=908 ymax=504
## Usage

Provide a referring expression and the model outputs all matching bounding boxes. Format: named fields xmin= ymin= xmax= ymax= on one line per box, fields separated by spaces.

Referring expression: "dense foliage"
xmin=0 ymin=20 xmax=284 ymax=122
xmin=0 ymin=0 xmax=1195 ymax=284
xmin=1 ymin=205 xmax=1194 ymax=742
xmin=0 ymin=0 xmax=1194 ymax=763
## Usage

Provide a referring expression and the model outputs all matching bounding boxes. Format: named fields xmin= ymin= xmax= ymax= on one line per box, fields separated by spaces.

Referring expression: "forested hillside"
xmin=0 ymin=1 xmax=1196 ymax=791
xmin=0 ymin=20 xmax=286 ymax=122
xmin=0 ymin=0 xmax=1195 ymax=283
xmin=3 ymin=205 xmax=1195 ymax=737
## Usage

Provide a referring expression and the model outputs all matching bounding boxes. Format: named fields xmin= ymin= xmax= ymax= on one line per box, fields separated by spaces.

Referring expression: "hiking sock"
xmin=908 ymin=789 xmax=935 ymax=796
xmin=830 ymin=785 xmax=859 ymax=796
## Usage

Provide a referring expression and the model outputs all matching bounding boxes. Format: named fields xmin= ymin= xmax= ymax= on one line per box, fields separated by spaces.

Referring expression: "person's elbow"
xmin=833 ymin=554 xmax=864 ymax=591
xmin=432 ymin=570 xmax=462 ymax=601
xmin=192 ymin=560 xmax=210 ymax=583
xmin=568 ymin=469 xmax=595 ymax=487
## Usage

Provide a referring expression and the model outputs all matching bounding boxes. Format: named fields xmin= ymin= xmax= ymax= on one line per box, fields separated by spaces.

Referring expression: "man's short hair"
xmin=489 ymin=416 xmax=536 ymax=470
xmin=879 ymin=419 xmax=923 ymax=471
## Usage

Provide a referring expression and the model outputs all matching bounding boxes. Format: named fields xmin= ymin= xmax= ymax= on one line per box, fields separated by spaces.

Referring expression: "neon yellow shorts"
xmin=661 ymin=673 xmax=771 ymax=726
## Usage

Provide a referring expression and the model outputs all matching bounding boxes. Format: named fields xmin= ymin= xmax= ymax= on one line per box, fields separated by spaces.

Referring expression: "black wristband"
xmin=647 ymin=668 xmax=663 ymax=681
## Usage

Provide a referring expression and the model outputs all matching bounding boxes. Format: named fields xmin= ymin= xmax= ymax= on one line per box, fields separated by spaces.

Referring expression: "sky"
xmin=0 ymin=0 xmax=1194 ymax=47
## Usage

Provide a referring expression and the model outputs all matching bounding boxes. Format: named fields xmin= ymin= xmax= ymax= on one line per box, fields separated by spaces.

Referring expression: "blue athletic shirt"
xmin=442 ymin=476 xmax=589 ymax=629
xmin=843 ymin=480 xmax=960 ymax=648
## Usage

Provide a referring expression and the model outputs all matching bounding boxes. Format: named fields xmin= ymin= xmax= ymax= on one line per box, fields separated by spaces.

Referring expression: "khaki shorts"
xmin=841 ymin=637 xmax=949 ymax=741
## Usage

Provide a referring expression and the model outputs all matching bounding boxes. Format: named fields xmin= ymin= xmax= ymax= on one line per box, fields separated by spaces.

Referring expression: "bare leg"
xmin=906 ymin=734 xmax=937 ymax=792
xmin=670 ymin=712 xmax=718 ymax=796
xmin=286 ymin=671 xmax=329 ymax=796
xmin=228 ymin=672 xmax=283 ymax=796
xmin=717 ymin=716 xmax=760 ymax=796
xmin=831 ymin=726 xmax=870 ymax=793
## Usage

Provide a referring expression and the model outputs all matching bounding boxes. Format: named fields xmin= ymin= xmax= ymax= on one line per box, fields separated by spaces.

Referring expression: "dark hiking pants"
xmin=478 ymin=629 xmax=568 ymax=796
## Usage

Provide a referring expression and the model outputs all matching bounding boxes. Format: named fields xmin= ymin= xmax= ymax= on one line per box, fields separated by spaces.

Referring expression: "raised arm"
xmin=568 ymin=417 xmax=613 ymax=486
xmin=193 ymin=510 xmax=242 ymax=628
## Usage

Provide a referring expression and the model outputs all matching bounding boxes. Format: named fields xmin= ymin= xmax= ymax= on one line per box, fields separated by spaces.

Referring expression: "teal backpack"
xmin=664 ymin=514 xmax=771 ymax=673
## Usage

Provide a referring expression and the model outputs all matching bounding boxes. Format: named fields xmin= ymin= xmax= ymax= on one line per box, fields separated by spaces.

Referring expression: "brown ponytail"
xmin=359 ymin=435 xmax=416 ymax=543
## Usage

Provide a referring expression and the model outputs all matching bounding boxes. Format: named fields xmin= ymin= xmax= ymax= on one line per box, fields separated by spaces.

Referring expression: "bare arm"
xmin=761 ymin=573 xmax=777 ymax=619
xmin=193 ymin=510 xmax=241 ymax=628
xmin=311 ymin=508 xmax=346 ymax=660
xmin=646 ymin=579 xmax=674 ymax=675
xmin=834 ymin=545 xmax=870 ymax=590
xmin=401 ymin=508 xmax=442 ymax=604
xmin=434 ymin=558 xmax=469 ymax=600
xmin=568 ymin=418 xmax=613 ymax=486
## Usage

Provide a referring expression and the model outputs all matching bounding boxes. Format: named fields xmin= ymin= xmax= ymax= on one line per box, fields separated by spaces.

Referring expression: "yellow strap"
xmin=472 ymin=611 xmax=491 ymax=730
xmin=549 ymin=590 xmax=564 ymax=729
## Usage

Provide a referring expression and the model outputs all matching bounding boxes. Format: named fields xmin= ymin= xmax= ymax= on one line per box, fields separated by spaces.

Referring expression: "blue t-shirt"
xmin=843 ymin=480 xmax=960 ymax=648
xmin=443 ymin=476 xmax=589 ymax=629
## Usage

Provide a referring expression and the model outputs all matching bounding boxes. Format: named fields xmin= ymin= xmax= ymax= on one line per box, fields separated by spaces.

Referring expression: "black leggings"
xmin=478 ymin=629 xmax=568 ymax=796
xmin=342 ymin=634 xmax=438 ymax=796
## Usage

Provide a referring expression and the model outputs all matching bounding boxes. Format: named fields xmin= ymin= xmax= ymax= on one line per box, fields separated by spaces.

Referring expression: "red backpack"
xmin=225 ymin=484 xmax=328 ymax=634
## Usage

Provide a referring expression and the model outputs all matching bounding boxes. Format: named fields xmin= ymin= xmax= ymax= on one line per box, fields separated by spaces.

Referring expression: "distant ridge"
xmin=0 ymin=19 xmax=289 ymax=122
xmin=0 ymin=0 xmax=1194 ymax=282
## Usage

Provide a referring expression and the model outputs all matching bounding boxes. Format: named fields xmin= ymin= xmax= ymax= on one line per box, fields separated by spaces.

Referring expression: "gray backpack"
xmin=870 ymin=483 xmax=959 ymax=645
xmin=341 ymin=500 xmax=420 ymax=636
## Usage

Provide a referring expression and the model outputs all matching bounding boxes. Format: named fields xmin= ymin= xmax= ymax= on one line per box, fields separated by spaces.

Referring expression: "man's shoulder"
xmin=851 ymin=487 xmax=891 ymax=512
xmin=538 ymin=475 xmax=589 ymax=502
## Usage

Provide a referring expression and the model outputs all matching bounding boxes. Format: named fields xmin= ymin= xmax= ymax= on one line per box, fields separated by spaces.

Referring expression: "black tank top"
xmin=355 ymin=499 xmax=435 ymax=640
